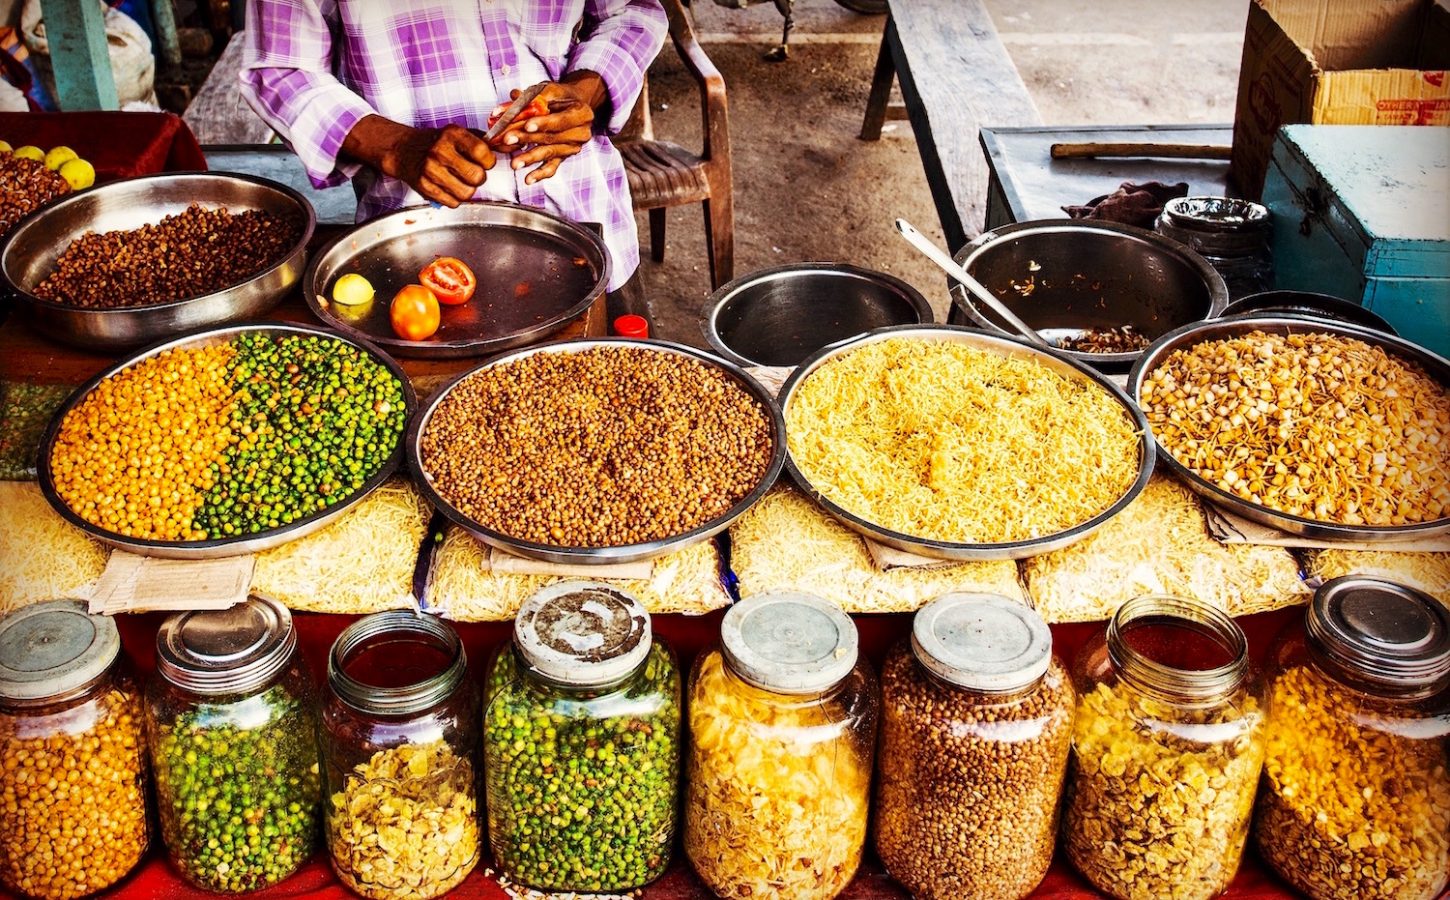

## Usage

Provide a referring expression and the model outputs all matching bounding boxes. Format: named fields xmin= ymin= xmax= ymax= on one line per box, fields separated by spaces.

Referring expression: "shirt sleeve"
xmin=237 ymin=0 xmax=378 ymax=188
xmin=566 ymin=0 xmax=668 ymax=135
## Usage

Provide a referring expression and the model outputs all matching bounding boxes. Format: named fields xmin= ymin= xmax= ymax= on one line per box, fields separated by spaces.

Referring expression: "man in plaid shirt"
xmin=240 ymin=0 xmax=667 ymax=291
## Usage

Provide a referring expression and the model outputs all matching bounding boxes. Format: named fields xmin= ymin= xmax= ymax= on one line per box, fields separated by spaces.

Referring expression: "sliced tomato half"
xmin=419 ymin=257 xmax=477 ymax=306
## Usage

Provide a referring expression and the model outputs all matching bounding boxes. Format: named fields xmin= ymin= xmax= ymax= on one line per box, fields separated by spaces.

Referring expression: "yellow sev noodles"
xmin=785 ymin=338 xmax=1141 ymax=543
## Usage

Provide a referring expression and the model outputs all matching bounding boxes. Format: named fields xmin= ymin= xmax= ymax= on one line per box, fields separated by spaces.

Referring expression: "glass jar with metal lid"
xmin=684 ymin=591 xmax=877 ymax=900
xmin=320 ymin=611 xmax=480 ymax=900
xmin=1254 ymin=577 xmax=1450 ymax=900
xmin=145 ymin=596 xmax=321 ymax=893
xmin=484 ymin=581 xmax=681 ymax=892
xmin=874 ymin=593 xmax=1072 ymax=900
xmin=0 ymin=600 xmax=149 ymax=900
xmin=1062 ymin=595 xmax=1265 ymax=900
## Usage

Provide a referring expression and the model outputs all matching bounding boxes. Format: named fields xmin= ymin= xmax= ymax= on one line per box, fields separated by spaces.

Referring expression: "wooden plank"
xmin=39 ymin=0 xmax=120 ymax=110
xmin=184 ymin=32 xmax=276 ymax=145
xmin=886 ymin=0 xmax=1041 ymax=250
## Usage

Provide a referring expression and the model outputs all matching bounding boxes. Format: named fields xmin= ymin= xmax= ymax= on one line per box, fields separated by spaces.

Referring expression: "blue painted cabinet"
xmin=1264 ymin=125 xmax=1450 ymax=355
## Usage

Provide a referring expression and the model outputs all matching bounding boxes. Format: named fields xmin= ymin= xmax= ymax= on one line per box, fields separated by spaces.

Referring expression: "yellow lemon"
xmin=58 ymin=158 xmax=96 ymax=190
xmin=332 ymin=272 xmax=375 ymax=306
xmin=13 ymin=145 xmax=44 ymax=162
xmin=44 ymin=146 xmax=79 ymax=170
xmin=0 ymin=141 xmax=12 ymax=153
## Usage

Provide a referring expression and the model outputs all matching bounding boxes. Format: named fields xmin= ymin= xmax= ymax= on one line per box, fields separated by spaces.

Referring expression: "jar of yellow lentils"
xmin=1062 ymin=595 xmax=1265 ymax=900
xmin=1254 ymin=577 xmax=1450 ymax=900
xmin=875 ymin=593 xmax=1073 ymax=900
xmin=0 ymin=600 xmax=149 ymax=900
xmin=684 ymin=592 xmax=877 ymax=900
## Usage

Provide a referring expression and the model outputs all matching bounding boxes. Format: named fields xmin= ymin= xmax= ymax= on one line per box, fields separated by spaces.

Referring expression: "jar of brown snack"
xmin=0 ymin=600 xmax=149 ymax=900
xmin=1063 ymin=595 xmax=1265 ymax=900
xmin=1254 ymin=577 xmax=1450 ymax=900
xmin=874 ymin=593 xmax=1072 ymax=900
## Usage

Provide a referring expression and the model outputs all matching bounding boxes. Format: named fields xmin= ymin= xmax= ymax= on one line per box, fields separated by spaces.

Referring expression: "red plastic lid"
xmin=613 ymin=314 xmax=649 ymax=339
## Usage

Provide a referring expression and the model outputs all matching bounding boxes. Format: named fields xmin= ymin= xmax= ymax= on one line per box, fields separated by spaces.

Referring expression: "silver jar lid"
xmin=721 ymin=591 xmax=858 ymax=694
xmin=1308 ymin=576 xmax=1450 ymax=693
xmin=0 ymin=600 xmax=121 ymax=703
xmin=912 ymin=592 xmax=1052 ymax=693
xmin=515 ymin=581 xmax=652 ymax=689
xmin=156 ymin=596 xmax=297 ymax=696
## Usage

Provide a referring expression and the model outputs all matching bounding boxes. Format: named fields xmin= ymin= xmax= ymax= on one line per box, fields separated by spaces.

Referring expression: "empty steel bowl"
xmin=0 ymin=171 xmax=315 ymax=350
xmin=705 ymin=263 xmax=934 ymax=368
xmin=947 ymin=219 xmax=1229 ymax=369
xmin=1222 ymin=290 xmax=1399 ymax=335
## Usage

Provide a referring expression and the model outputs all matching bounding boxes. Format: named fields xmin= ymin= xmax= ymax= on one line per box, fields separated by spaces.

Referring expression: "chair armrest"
xmin=662 ymin=0 xmax=730 ymax=160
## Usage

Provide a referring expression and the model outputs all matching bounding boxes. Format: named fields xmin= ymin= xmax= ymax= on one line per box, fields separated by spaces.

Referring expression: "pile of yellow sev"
xmin=785 ymin=338 xmax=1142 ymax=544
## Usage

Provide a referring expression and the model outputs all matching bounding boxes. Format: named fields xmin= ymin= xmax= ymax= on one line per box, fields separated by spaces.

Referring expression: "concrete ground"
xmin=639 ymin=0 xmax=1249 ymax=345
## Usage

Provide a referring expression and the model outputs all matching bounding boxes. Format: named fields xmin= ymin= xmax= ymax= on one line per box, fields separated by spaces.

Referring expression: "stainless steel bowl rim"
xmin=37 ymin=322 xmax=417 ymax=559
xmin=303 ymin=201 xmax=609 ymax=358
xmin=703 ymin=262 xmax=935 ymax=368
xmin=407 ymin=337 xmax=786 ymax=564
xmin=778 ymin=323 xmax=1156 ymax=561
xmin=1127 ymin=314 xmax=1450 ymax=541
xmin=1 ymin=171 xmax=317 ymax=314
xmin=950 ymin=218 xmax=1231 ymax=366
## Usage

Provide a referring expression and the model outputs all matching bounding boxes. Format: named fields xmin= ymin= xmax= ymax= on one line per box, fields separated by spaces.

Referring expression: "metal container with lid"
xmin=0 ymin=601 xmax=151 ymax=900
xmin=686 ymin=592 xmax=877 ymax=900
xmin=1155 ymin=196 xmax=1273 ymax=299
xmin=321 ymin=612 xmax=481 ymax=900
xmin=486 ymin=581 xmax=682 ymax=892
xmin=1255 ymin=577 xmax=1450 ymax=900
xmin=146 ymin=597 xmax=322 ymax=894
xmin=876 ymin=594 xmax=1072 ymax=900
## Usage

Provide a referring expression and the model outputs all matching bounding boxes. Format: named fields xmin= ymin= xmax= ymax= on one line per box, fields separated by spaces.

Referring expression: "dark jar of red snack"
xmin=320 ymin=612 xmax=481 ymax=900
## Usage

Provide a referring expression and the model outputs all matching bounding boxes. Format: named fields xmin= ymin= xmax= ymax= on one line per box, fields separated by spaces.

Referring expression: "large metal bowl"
xmin=1127 ymin=316 xmax=1450 ymax=542
xmin=37 ymin=323 xmax=416 ymax=560
xmin=409 ymin=338 xmax=786 ymax=564
xmin=779 ymin=324 xmax=1155 ymax=560
xmin=704 ymin=263 xmax=934 ymax=368
xmin=0 ymin=172 xmax=315 ymax=350
xmin=948 ymin=219 xmax=1229 ymax=370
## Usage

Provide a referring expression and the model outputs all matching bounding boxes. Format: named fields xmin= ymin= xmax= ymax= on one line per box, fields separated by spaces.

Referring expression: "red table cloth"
xmin=0 ymin=112 xmax=205 ymax=182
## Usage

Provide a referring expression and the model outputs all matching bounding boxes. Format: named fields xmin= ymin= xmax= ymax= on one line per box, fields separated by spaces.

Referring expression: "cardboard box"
xmin=1231 ymin=0 xmax=1450 ymax=199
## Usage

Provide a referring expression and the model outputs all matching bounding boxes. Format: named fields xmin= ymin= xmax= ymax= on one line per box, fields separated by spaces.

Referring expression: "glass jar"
xmin=0 ymin=601 xmax=149 ymax=900
xmin=875 ymin=593 xmax=1073 ymax=900
xmin=485 ymin=581 xmax=681 ymax=892
xmin=1062 ymin=595 xmax=1265 ymax=900
xmin=1254 ymin=577 xmax=1450 ymax=900
xmin=685 ymin=592 xmax=876 ymax=900
xmin=321 ymin=611 xmax=481 ymax=900
xmin=146 ymin=596 xmax=322 ymax=893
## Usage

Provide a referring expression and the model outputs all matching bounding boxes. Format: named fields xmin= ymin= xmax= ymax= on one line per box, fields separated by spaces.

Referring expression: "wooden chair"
xmin=617 ymin=0 xmax=733 ymax=289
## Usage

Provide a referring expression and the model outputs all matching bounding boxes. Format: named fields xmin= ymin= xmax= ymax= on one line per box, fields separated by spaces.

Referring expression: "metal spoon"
xmin=895 ymin=218 xmax=1051 ymax=348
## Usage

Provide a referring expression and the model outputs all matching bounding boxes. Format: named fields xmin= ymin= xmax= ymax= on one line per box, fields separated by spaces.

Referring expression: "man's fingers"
xmin=522 ymin=106 xmax=593 ymax=135
xmin=511 ymin=143 xmax=582 ymax=168
xmin=503 ymin=125 xmax=593 ymax=148
xmin=449 ymin=128 xmax=497 ymax=169
xmin=418 ymin=177 xmax=460 ymax=208
xmin=525 ymin=157 xmax=566 ymax=185
xmin=422 ymin=159 xmax=476 ymax=202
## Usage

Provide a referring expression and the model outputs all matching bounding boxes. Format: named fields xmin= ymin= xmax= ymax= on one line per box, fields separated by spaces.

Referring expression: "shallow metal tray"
xmin=0 ymin=172 xmax=315 ymax=350
xmin=305 ymin=202 xmax=608 ymax=359
xmin=1127 ymin=316 xmax=1450 ymax=542
xmin=778 ymin=324 xmax=1155 ymax=561
xmin=38 ymin=323 xmax=417 ymax=560
xmin=408 ymin=338 xmax=785 ymax=564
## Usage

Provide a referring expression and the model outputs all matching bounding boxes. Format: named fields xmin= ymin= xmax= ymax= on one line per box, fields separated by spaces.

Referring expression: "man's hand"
xmin=496 ymin=72 xmax=609 ymax=184
xmin=342 ymin=116 xmax=495 ymax=208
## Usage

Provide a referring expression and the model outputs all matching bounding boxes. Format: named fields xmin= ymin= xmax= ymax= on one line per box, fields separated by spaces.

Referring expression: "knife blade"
xmin=484 ymin=82 xmax=551 ymax=143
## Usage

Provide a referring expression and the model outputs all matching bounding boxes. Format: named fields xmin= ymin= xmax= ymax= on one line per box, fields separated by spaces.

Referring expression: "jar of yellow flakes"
xmin=1255 ymin=577 xmax=1450 ymax=900
xmin=321 ymin=612 xmax=481 ymax=900
xmin=684 ymin=592 xmax=877 ymax=900
xmin=1063 ymin=595 xmax=1265 ymax=900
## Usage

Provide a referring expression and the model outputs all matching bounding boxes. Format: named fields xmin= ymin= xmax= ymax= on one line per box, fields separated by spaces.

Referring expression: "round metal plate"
xmin=408 ymin=338 xmax=786 ymax=565
xmin=37 ymin=323 xmax=417 ymax=560
xmin=304 ymin=202 xmax=609 ymax=359
xmin=1126 ymin=315 xmax=1450 ymax=542
xmin=777 ymin=324 xmax=1155 ymax=561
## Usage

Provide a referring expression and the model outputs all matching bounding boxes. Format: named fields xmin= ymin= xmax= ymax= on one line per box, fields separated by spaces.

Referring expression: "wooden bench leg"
xmin=648 ymin=207 xmax=667 ymax=263
xmin=859 ymin=21 xmax=895 ymax=141
xmin=703 ymin=194 xmax=734 ymax=290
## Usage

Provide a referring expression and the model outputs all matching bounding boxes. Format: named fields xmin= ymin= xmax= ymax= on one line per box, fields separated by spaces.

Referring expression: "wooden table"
xmin=859 ymin=0 xmax=1042 ymax=250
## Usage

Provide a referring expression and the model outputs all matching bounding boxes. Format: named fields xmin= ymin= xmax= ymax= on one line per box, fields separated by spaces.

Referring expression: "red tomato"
xmin=419 ymin=257 xmax=477 ymax=306
xmin=390 ymin=284 xmax=441 ymax=341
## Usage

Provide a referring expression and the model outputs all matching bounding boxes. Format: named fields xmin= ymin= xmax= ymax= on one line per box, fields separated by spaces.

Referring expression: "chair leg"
xmin=648 ymin=207 xmax=667 ymax=263
xmin=702 ymin=194 xmax=734 ymax=290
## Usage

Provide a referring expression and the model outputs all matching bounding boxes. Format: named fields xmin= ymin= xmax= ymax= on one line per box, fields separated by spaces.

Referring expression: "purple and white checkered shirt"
xmin=239 ymin=0 xmax=667 ymax=290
